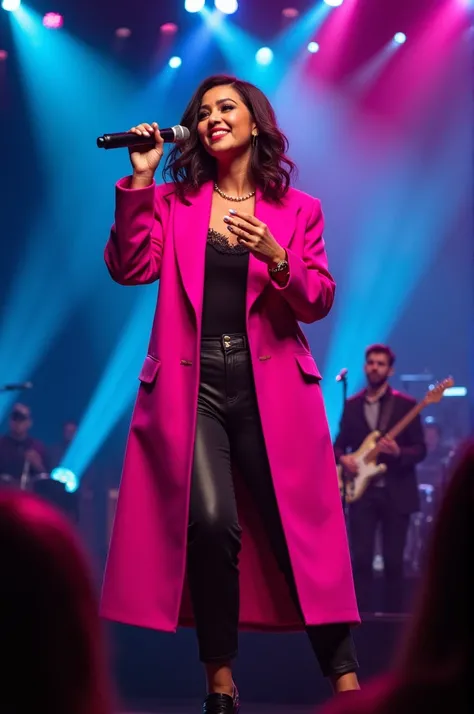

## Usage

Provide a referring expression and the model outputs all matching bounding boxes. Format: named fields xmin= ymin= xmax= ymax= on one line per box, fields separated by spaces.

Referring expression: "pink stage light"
xmin=282 ymin=8 xmax=299 ymax=19
xmin=160 ymin=23 xmax=178 ymax=35
xmin=43 ymin=12 xmax=63 ymax=30
xmin=0 ymin=49 xmax=8 ymax=61
xmin=115 ymin=27 xmax=132 ymax=38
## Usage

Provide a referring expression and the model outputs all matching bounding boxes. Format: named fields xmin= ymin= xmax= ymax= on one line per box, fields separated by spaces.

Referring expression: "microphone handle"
xmin=97 ymin=128 xmax=176 ymax=150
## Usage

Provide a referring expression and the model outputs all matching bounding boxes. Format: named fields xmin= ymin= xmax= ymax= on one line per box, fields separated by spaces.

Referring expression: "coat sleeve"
xmin=271 ymin=198 xmax=336 ymax=323
xmin=104 ymin=177 xmax=165 ymax=286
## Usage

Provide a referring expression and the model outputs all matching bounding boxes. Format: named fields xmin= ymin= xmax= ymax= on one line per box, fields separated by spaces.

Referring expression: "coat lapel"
xmin=173 ymin=181 xmax=213 ymax=323
xmin=173 ymin=183 xmax=298 ymax=322
xmin=247 ymin=191 xmax=298 ymax=314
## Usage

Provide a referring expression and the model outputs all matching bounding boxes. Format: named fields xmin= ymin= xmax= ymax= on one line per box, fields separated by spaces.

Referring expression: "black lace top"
xmin=201 ymin=228 xmax=250 ymax=337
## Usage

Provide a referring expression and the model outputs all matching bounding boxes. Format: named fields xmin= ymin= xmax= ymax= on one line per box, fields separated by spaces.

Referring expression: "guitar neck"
xmin=367 ymin=398 xmax=427 ymax=461
xmin=385 ymin=400 xmax=426 ymax=441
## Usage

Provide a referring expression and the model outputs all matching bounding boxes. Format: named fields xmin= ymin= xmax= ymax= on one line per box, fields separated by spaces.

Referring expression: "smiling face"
xmin=197 ymin=84 xmax=256 ymax=160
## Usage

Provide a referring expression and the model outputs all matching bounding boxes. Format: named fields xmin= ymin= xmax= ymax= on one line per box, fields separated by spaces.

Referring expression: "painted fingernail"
xmin=227 ymin=225 xmax=233 ymax=232
xmin=229 ymin=208 xmax=237 ymax=215
xmin=223 ymin=216 xmax=231 ymax=223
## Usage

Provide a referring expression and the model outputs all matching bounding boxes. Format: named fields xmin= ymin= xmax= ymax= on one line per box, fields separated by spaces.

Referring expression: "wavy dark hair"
xmin=163 ymin=74 xmax=296 ymax=203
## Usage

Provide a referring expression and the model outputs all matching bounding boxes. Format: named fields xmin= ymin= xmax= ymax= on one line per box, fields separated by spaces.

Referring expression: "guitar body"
xmin=336 ymin=376 xmax=453 ymax=506
xmin=337 ymin=431 xmax=387 ymax=503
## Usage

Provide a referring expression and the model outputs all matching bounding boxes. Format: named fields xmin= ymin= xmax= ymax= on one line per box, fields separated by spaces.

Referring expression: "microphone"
xmin=335 ymin=368 xmax=348 ymax=383
xmin=96 ymin=125 xmax=190 ymax=150
xmin=1 ymin=381 xmax=33 ymax=391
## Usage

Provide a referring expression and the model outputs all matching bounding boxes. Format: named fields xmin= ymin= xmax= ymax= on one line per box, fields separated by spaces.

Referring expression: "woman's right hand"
xmin=128 ymin=122 xmax=164 ymax=186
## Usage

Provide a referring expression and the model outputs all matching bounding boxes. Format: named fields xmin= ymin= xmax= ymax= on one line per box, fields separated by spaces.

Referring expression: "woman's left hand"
xmin=223 ymin=209 xmax=286 ymax=266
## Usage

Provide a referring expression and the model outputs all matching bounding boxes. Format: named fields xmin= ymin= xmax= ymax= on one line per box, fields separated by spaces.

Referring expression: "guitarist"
xmin=334 ymin=344 xmax=426 ymax=613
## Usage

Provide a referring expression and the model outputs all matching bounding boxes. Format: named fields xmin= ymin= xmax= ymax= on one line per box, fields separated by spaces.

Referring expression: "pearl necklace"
xmin=214 ymin=183 xmax=256 ymax=202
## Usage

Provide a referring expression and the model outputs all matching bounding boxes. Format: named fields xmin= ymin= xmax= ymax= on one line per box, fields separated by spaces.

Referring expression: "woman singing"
xmin=101 ymin=75 xmax=360 ymax=712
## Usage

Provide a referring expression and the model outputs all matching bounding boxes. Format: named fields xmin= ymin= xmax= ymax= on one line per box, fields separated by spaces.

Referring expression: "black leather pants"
xmin=187 ymin=335 xmax=358 ymax=677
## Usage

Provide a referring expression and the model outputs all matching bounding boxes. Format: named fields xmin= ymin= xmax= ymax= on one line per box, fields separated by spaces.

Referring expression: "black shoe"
xmin=202 ymin=684 xmax=240 ymax=713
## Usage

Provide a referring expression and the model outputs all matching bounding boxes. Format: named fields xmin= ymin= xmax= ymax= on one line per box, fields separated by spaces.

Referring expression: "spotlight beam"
xmin=61 ymin=288 xmax=156 ymax=480
xmin=323 ymin=120 xmax=471 ymax=436
xmin=273 ymin=1 xmax=332 ymax=61
xmin=0 ymin=8 xmax=132 ymax=421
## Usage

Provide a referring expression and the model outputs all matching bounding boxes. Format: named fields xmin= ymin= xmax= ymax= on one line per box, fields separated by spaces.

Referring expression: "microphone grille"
xmin=173 ymin=125 xmax=190 ymax=142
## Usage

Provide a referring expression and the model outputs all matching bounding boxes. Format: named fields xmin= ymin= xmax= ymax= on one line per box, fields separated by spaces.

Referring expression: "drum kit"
xmin=0 ymin=471 xmax=48 ymax=489
xmin=0 ymin=468 xmax=65 ymax=497
xmin=403 ymin=456 xmax=453 ymax=574
xmin=0 ymin=469 xmax=78 ymax=523
xmin=369 ymin=455 xmax=454 ymax=576
xmin=404 ymin=482 xmax=436 ymax=574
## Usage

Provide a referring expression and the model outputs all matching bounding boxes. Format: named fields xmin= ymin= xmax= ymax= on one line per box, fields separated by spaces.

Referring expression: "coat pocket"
xmin=138 ymin=355 xmax=161 ymax=385
xmin=295 ymin=353 xmax=322 ymax=382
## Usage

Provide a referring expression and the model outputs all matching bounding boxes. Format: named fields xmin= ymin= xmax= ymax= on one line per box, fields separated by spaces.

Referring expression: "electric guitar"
xmin=337 ymin=377 xmax=454 ymax=504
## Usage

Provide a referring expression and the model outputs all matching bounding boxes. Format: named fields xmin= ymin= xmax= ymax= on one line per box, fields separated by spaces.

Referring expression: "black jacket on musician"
xmin=333 ymin=386 xmax=427 ymax=515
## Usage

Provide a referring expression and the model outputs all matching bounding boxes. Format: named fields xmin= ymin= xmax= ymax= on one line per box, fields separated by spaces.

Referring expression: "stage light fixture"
xmin=0 ymin=49 xmax=8 ymax=60
xmin=160 ymin=23 xmax=178 ymax=34
xmin=214 ymin=0 xmax=239 ymax=13
xmin=393 ymin=32 xmax=407 ymax=44
xmin=115 ymin=27 xmax=132 ymax=38
xmin=169 ymin=56 xmax=183 ymax=68
xmin=2 ymin=0 xmax=21 ymax=11
xmin=323 ymin=0 xmax=344 ymax=7
xmin=185 ymin=0 xmax=205 ymax=12
xmin=282 ymin=8 xmax=299 ymax=18
xmin=255 ymin=47 xmax=274 ymax=65
xmin=307 ymin=41 xmax=320 ymax=53
xmin=444 ymin=387 xmax=467 ymax=397
xmin=43 ymin=12 xmax=64 ymax=29
xmin=51 ymin=468 xmax=79 ymax=493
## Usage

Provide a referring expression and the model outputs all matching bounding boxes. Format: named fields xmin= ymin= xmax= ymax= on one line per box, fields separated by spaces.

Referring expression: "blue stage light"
xmin=185 ymin=0 xmax=205 ymax=13
xmin=169 ymin=56 xmax=183 ymax=69
xmin=2 ymin=0 xmax=22 ymax=11
xmin=255 ymin=47 xmax=274 ymax=65
xmin=214 ymin=0 xmax=239 ymax=14
xmin=307 ymin=41 xmax=320 ymax=53
xmin=51 ymin=468 xmax=79 ymax=493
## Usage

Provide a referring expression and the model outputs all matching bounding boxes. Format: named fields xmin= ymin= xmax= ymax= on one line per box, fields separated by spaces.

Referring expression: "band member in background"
xmin=0 ymin=404 xmax=49 ymax=487
xmin=50 ymin=420 xmax=78 ymax=469
xmin=334 ymin=345 xmax=426 ymax=613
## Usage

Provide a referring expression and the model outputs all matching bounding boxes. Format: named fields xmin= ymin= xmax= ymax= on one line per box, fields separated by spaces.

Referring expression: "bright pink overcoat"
xmin=100 ymin=177 xmax=359 ymax=632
